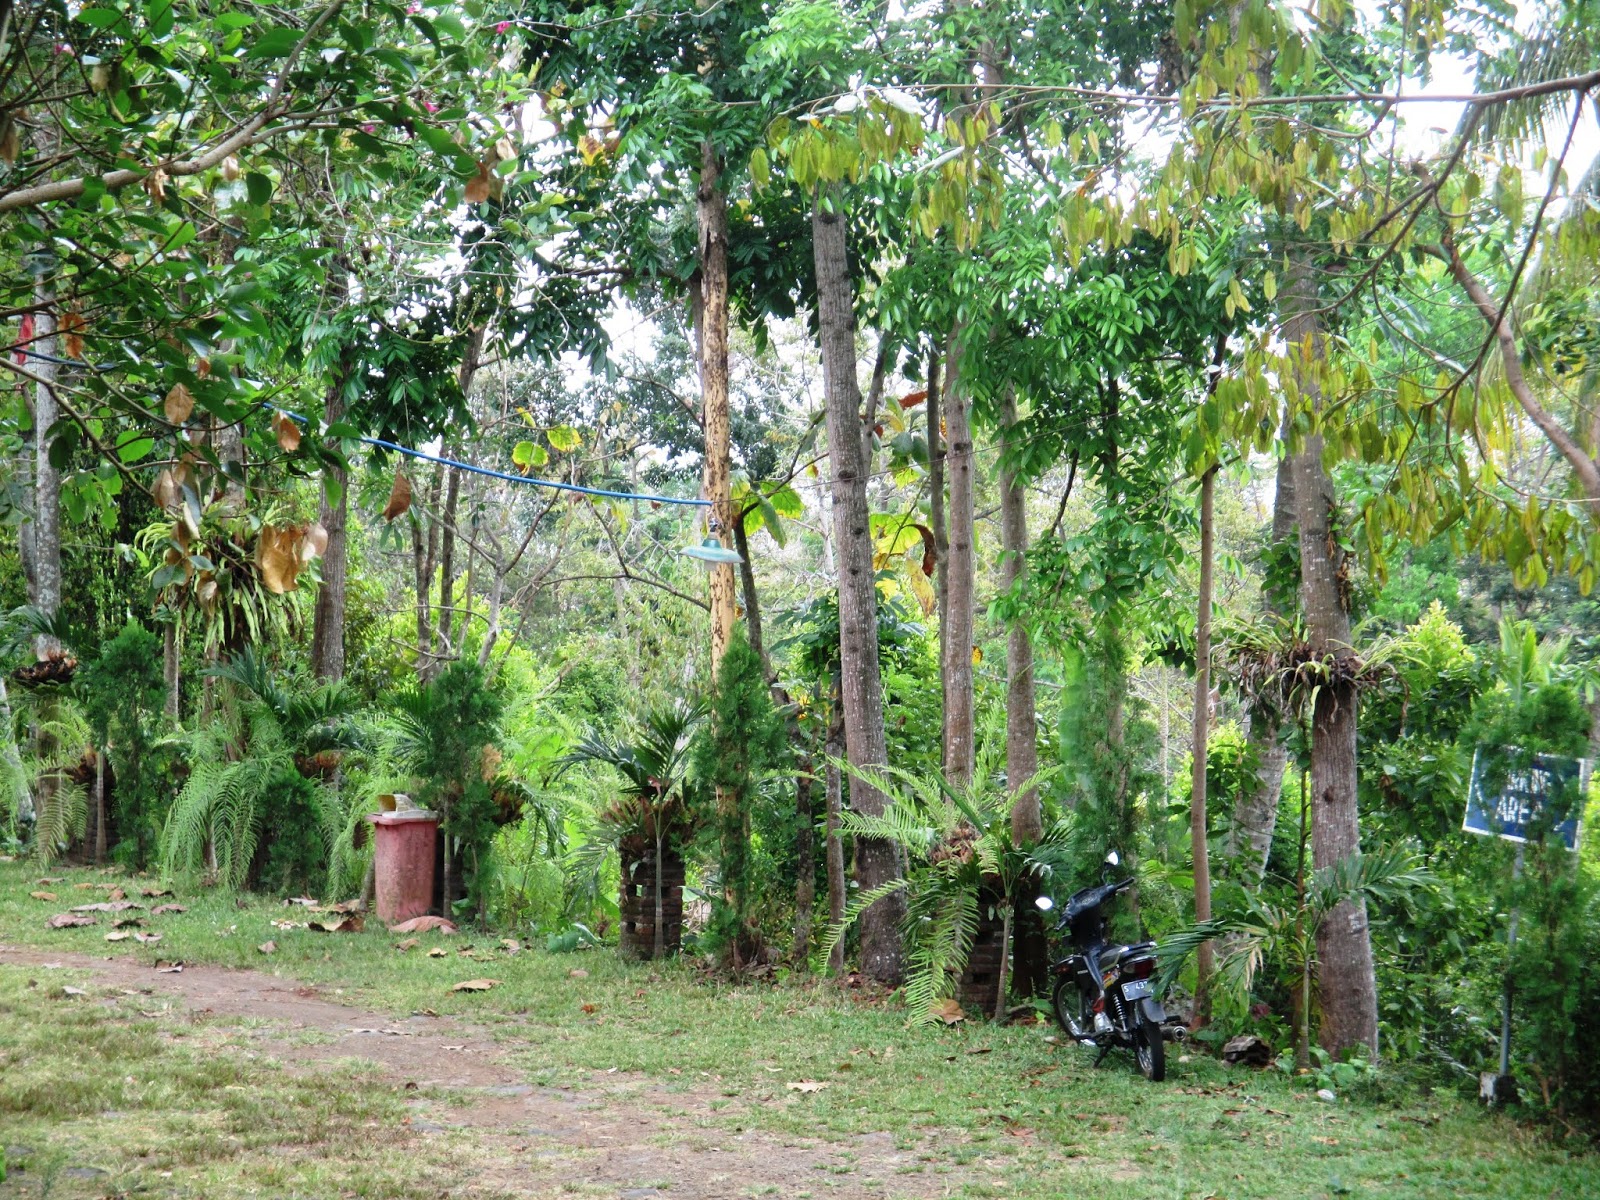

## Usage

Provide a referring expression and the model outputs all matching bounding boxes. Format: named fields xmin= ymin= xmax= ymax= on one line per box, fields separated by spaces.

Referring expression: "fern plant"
xmin=822 ymin=751 xmax=1065 ymax=1022
xmin=159 ymin=652 xmax=357 ymax=892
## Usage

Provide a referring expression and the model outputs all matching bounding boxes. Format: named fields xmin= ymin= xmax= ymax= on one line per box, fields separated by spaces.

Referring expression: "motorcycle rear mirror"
xmin=1034 ymin=895 xmax=1054 ymax=912
xmin=1104 ymin=849 xmax=1120 ymax=868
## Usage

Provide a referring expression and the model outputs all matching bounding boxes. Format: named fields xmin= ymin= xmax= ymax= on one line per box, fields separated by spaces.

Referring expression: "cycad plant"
xmin=1159 ymin=841 xmax=1434 ymax=1067
xmin=566 ymin=698 xmax=705 ymax=960
xmin=822 ymin=753 xmax=1064 ymax=1022
xmin=159 ymin=649 xmax=358 ymax=891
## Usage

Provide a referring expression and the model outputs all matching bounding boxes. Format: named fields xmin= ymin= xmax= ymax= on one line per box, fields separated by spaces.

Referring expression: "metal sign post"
xmin=1463 ymin=749 xmax=1588 ymax=1105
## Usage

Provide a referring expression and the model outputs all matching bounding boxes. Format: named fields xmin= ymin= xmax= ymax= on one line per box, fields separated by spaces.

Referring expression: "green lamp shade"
xmin=681 ymin=537 xmax=743 ymax=565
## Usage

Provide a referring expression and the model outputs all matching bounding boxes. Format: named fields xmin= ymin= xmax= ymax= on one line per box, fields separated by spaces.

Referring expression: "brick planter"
xmin=618 ymin=841 xmax=685 ymax=960
xmin=956 ymin=884 xmax=1008 ymax=1016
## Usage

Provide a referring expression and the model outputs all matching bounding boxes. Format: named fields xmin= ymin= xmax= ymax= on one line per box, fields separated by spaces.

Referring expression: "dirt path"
xmin=1 ymin=945 xmax=957 ymax=1199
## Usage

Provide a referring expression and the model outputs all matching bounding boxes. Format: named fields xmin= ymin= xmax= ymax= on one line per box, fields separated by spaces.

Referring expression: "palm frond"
xmin=817 ymin=877 xmax=910 ymax=967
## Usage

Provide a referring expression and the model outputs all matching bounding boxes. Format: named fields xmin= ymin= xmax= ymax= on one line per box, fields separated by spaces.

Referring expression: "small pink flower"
xmin=496 ymin=20 xmax=510 ymax=33
xmin=406 ymin=3 xmax=419 ymax=12
xmin=362 ymin=123 xmax=376 ymax=135
xmin=422 ymin=99 xmax=437 ymax=113
xmin=54 ymin=42 xmax=73 ymax=55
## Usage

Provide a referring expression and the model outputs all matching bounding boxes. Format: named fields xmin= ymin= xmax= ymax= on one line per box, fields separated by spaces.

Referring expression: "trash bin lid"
xmin=366 ymin=810 xmax=440 ymax=826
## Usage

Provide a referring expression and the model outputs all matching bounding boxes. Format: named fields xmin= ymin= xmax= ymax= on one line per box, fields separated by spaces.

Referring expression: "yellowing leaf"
xmin=451 ymin=978 xmax=500 ymax=992
xmin=382 ymin=472 xmax=413 ymax=520
xmin=546 ymin=425 xmax=581 ymax=452
xmin=256 ymin=524 xmax=301 ymax=594
xmin=971 ymin=646 xmax=982 ymax=667
xmin=164 ymin=383 xmax=195 ymax=426
xmin=785 ymin=1080 xmax=829 ymax=1093
xmin=273 ymin=410 xmax=301 ymax=452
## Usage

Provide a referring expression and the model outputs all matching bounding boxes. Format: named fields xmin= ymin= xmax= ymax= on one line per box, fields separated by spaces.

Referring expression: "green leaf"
xmin=146 ymin=0 xmax=174 ymax=39
xmin=249 ymin=26 xmax=303 ymax=59
xmin=546 ymin=425 xmax=580 ymax=452
xmin=758 ymin=498 xmax=786 ymax=547
xmin=116 ymin=435 xmax=155 ymax=464
xmin=244 ymin=171 xmax=273 ymax=206
xmin=512 ymin=440 xmax=548 ymax=469
xmin=76 ymin=7 xmax=127 ymax=30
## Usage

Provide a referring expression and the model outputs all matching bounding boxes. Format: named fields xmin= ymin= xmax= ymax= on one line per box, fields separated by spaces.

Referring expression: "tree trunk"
xmin=93 ymin=747 xmax=107 ymax=863
xmin=1190 ymin=466 xmax=1217 ymax=1021
xmin=927 ymin=346 xmax=949 ymax=763
xmin=436 ymin=463 xmax=462 ymax=658
xmin=311 ymin=369 xmax=351 ymax=681
xmin=793 ymin=751 xmax=816 ymax=963
xmin=999 ymin=386 xmax=1040 ymax=842
xmin=1285 ymin=253 xmax=1379 ymax=1059
xmin=813 ymin=188 xmax=903 ymax=985
xmin=654 ymin=828 xmax=666 ymax=961
xmin=825 ymin=706 xmax=847 ymax=976
xmin=941 ymin=332 xmax=976 ymax=786
xmin=699 ymin=142 xmax=737 ymax=669
xmin=1229 ymin=453 xmax=1295 ymax=882
xmin=994 ymin=899 xmax=1013 ymax=1021
xmin=163 ymin=618 xmax=181 ymax=719
xmin=733 ymin=517 xmax=765 ymax=666
xmin=31 ymin=297 xmax=60 ymax=660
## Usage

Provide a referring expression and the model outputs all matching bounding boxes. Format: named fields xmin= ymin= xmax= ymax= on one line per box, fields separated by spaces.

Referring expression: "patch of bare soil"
xmin=0 ymin=946 xmax=951 ymax=1199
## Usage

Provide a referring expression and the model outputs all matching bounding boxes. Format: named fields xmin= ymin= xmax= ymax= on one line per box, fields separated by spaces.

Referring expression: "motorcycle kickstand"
xmin=1092 ymin=1042 xmax=1114 ymax=1068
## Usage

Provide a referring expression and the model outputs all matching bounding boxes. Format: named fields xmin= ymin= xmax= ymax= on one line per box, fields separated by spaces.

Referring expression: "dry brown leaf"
xmin=382 ymin=471 xmax=412 ymax=520
xmin=140 ymin=887 xmax=173 ymax=898
xmin=30 ymin=890 xmax=56 ymax=901
xmin=308 ymin=915 xmax=363 ymax=933
xmin=464 ymin=161 xmax=492 ymax=203
xmin=109 ymin=887 xmax=125 ymax=901
xmin=428 ymin=947 xmax=448 ymax=958
xmin=221 ymin=155 xmax=242 ymax=181
xmin=273 ymin=410 xmax=302 ymax=452
xmin=164 ymin=382 xmax=195 ymax=425
xmin=105 ymin=931 xmax=132 ymax=942
xmin=785 ymin=1081 xmax=829 ymax=1093
xmin=71 ymin=901 xmax=143 ymax=913
xmin=62 ymin=985 xmax=87 ymax=997
xmin=144 ymin=167 xmax=168 ymax=202
xmin=395 ymin=938 xmax=420 ymax=952
xmin=567 ymin=968 xmax=588 ymax=979
xmin=256 ymin=523 xmax=302 ymax=594
xmin=151 ymin=903 xmax=186 ymax=915
xmin=73 ymin=882 xmax=97 ymax=890
xmin=451 ymin=978 xmax=499 ymax=992
xmin=493 ymin=135 xmax=517 ymax=163
xmin=258 ymin=940 xmax=276 ymax=955
xmin=389 ymin=915 xmax=456 ymax=934
xmin=580 ymin=1002 xmax=598 ymax=1014
xmin=930 ymin=998 xmax=966 ymax=1025
xmin=299 ymin=521 xmax=329 ymax=564
xmin=48 ymin=913 xmax=96 ymax=928
xmin=36 ymin=876 xmax=62 ymax=884
xmin=155 ymin=961 xmax=184 ymax=973
xmin=60 ymin=312 xmax=85 ymax=360
xmin=134 ymin=931 xmax=162 ymax=944
xmin=499 ymin=938 xmax=521 ymax=954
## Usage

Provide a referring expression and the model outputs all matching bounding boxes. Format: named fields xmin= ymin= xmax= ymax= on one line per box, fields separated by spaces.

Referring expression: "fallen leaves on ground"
xmin=568 ymin=968 xmax=588 ymax=979
xmin=48 ymin=913 xmax=96 ymax=928
xmin=134 ymin=932 xmax=162 ymax=944
xmin=395 ymin=938 xmax=419 ymax=952
xmin=35 ymin=876 xmax=62 ymax=884
xmin=930 ymin=998 xmax=966 ymax=1025
xmin=141 ymin=887 xmax=173 ymax=898
xmin=390 ymin=915 xmax=456 ymax=934
xmin=105 ymin=931 xmax=131 ymax=942
xmin=428 ymin=947 xmax=448 ymax=958
xmin=257 ymin=941 xmax=276 ymax=955
xmin=155 ymin=961 xmax=184 ymax=973
xmin=61 ymin=985 xmax=87 ymax=997
xmin=308 ymin=915 xmax=364 ymax=933
xmin=151 ymin=903 xmax=186 ymax=915
xmin=30 ymin=890 xmax=57 ymax=901
xmin=451 ymin=978 xmax=499 ymax=992
xmin=786 ymin=1081 xmax=829 ymax=1093
xmin=70 ymin=901 xmax=142 ymax=913
xmin=500 ymin=938 xmax=522 ymax=954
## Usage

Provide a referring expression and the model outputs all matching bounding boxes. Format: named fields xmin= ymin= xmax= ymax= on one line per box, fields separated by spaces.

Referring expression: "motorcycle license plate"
xmin=1121 ymin=979 xmax=1154 ymax=1001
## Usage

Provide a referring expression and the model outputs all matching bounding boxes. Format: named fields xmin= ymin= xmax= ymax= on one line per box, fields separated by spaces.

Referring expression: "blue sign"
xmin=1463 ymin=748 xmax=1587 ymax=851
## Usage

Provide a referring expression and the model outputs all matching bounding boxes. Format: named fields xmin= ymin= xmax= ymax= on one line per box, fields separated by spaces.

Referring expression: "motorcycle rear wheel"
xmin=1051 ymin=977 xmax=1091 ymax=1041
xmin=1135 ymin=1015 xmax=1166 ymax=1081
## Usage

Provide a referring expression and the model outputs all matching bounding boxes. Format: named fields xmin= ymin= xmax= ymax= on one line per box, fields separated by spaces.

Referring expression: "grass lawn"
xmin=1 ymin=860 xmax=1594 ymax=1200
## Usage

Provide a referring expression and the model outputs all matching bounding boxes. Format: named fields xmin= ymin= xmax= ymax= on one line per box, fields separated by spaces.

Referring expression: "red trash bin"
xmin=366 ymin=810 xmax=439 ymax=924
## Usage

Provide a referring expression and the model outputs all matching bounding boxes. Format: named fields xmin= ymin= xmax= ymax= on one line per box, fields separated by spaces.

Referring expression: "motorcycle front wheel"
xmin=1051 ymin=977 xmax=1092 ymax=1041
xmin=1135 ymin=1015 xmax=1166 ymax=1081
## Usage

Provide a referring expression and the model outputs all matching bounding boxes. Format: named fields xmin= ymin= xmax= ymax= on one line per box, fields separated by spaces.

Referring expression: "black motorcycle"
xmin=1035 ymin=851 xmax=1178 ymax=1081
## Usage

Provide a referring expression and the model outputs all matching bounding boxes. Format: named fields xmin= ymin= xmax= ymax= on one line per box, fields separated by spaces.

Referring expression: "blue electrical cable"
xmin=7 ymin=341 xmax=710 ymax=509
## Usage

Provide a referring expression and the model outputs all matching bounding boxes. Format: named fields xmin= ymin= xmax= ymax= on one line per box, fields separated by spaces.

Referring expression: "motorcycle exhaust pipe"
xmin=1162 ymin=1025 xmax=1188 ymax=1042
